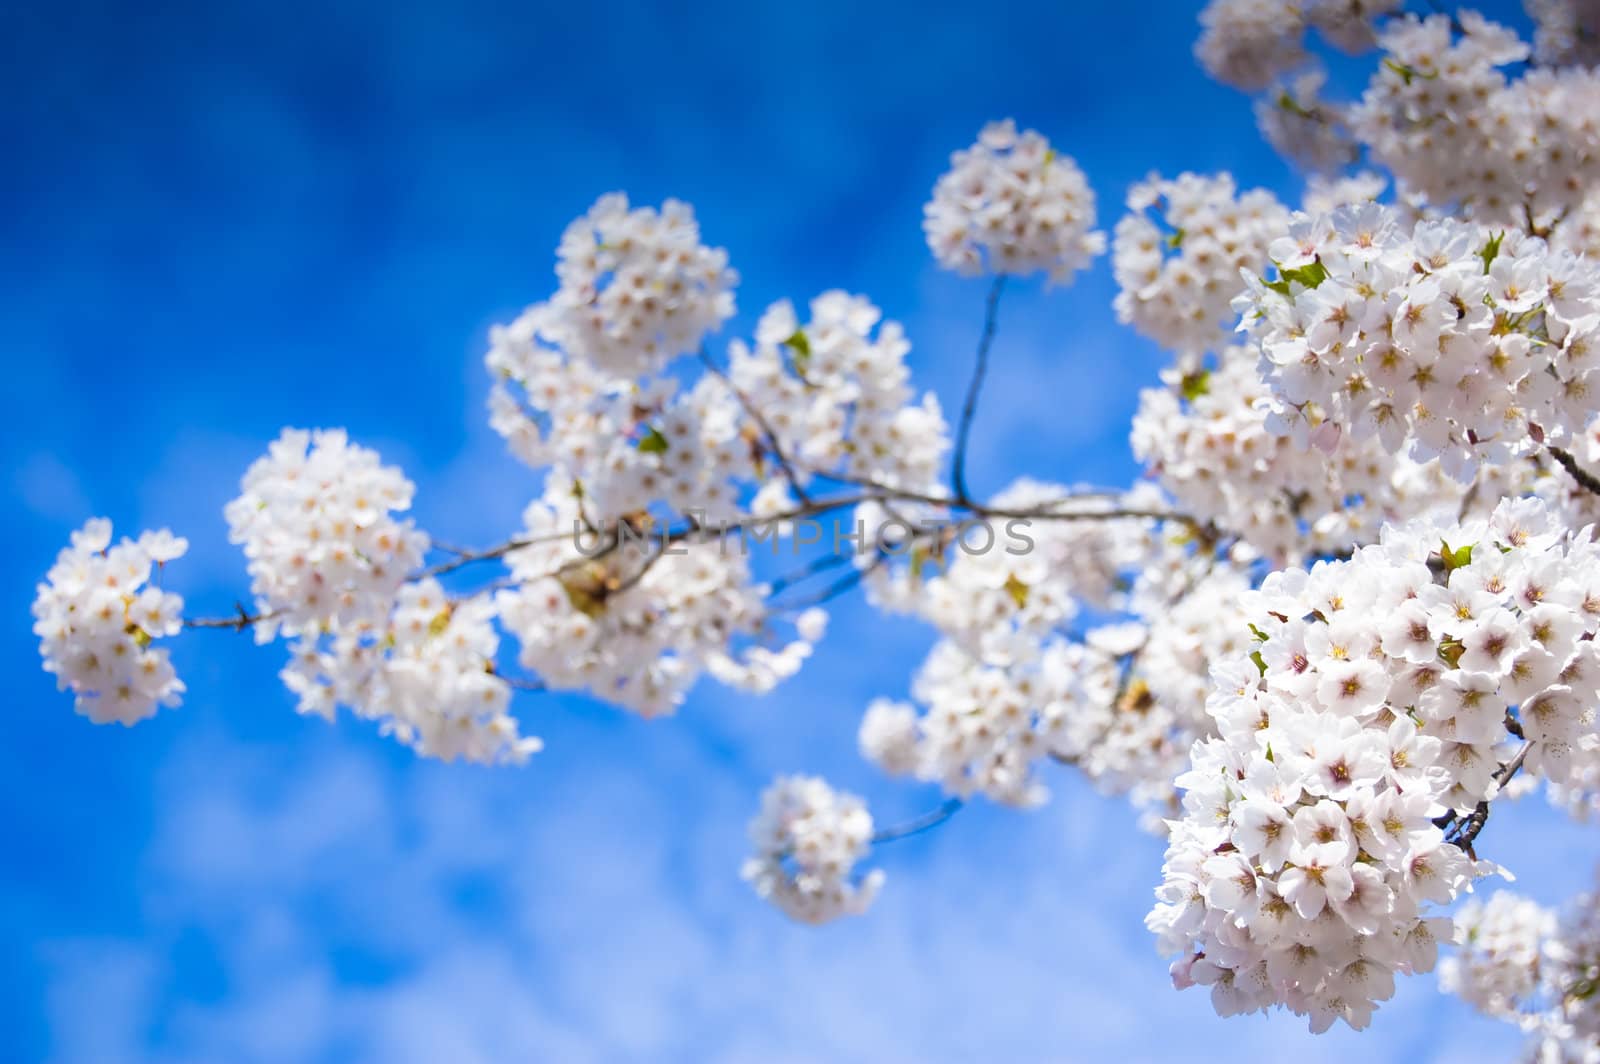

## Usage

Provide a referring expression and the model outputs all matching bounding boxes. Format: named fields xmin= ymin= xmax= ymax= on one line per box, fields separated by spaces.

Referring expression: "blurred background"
xmin=3 ymin=0 xmax=1594 ymax=1060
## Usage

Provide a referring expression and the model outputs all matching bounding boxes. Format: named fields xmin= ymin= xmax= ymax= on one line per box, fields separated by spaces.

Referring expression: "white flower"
xmin=1195 ymin=0 xmax=1308 ymax=90
xmin=494 ymin=482 xmax=819 ymax=717
xmin=33 ymin=519 xmax=188 ymax=725
xmin=1238 ymin=203 xmax=1600 ymax=479
xmin=924 ymin=120 xmax=1105 ymax=283
xmin=549 ymin=194 xmax=735 ymax=378
xmin=225 ymin=428 xmax=428 ymax=636
xmin=742 ymin=775 xmax=883 ymax=924
xmin=858 ymin=699 xmax=922 ymax=777
xmin=280 ymin=578 xmax=540 ymax=765
xmin=1114 ymin=173 xmax=1289 ymax=357
xmin=1152 ymin=497 xmax=1598 ymax=1032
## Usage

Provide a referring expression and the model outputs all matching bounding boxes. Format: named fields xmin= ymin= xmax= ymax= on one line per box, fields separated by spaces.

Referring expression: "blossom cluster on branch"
xmin=31 ymin=2 xmax=1600 ymax=1046
xmin=1442 ymin=877 xmax=1600 ymax=1061
xmin=1151 ymin=496 xmax=1600 ymax=1030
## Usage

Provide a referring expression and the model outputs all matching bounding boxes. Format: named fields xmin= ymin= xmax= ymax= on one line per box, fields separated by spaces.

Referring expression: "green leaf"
xmin=1479 ymin=231 xmax=1505 ymax=274
xmin=783 ymin=329 xmax=812 ymax=374
xmin=1248 ymin=622 xmax=1269 ymax=643
xmin=427 ymin=609 xmax=452 ymax=637
xmin=637 ymin=426 xmax=670 ymax=454
xmin=1250 ymin=649 xmax=1268 ymax=676
xmin=1180 ymin=368 xmax=1211 ymax=402
xmin=1282 ymin=260 xmax=1328 ymax=289
xmin=1439 ymin=540 xmax=1474 ymax=572
xmin=1166 ymin=227 xmax=1186 ymax=250
xmin=1261 ymin=259 xmax=1327 ymax=298
xmin=1003 ymin=573 xmax=1030 ymax=609
xmin=1382 ymin=58 xmax=1436 ymax=85
xmin=1276 ymin=92 xmax=1313 ymax=119
xmin=1438 ymin=637 xmax=1466 ymax=669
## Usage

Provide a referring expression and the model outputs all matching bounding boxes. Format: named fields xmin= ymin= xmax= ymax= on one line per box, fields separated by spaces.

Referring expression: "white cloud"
xmin=38 ymin=726 xmax=1561 ymax=1063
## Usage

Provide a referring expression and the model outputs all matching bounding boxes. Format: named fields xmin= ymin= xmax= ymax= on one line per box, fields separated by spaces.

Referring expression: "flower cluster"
xmin=1194 ymin=0 xmax=1397 ymax=90
xmin=1540 ymin=883 xmax=1600 ymax=1060
xmin=1440 ymin=890 xmax=1557 ymax=1025
xmin=1151 ymin=496 xmax=1600 ymax=1031
xmin=860 ymin=639 xmax=1071 ymax=808
xmin=1527 ymin=0 xmax=1600 ymax=68
xmin=864 ymin=480 xmax=1163 ymax=665
xmin=923 ymin=120 xmax=1104 ymax=284
xmin=225 ymin=429 xmax=429 ymax=636
xmin=546 ymin=193 xmax=736 ymax=378
xmin=1443 ymin=880 xmax=1600 ymax=1062
xmin=742 ymin=775 xmax=883 ymax=924
xmin=1238 ymin=204 xmax=1600 ymax=479
xmin=32 ymin=519 xmax=188 ymax=725
xmin=280 ymin=579 xmax=541 ymax=765
xmin=487 ymin=299 xmax=751 ymax=519
xmin=1254 ymin=71 xmax=1358 ymax=174
xmin=1131 ymin=348 xmax=1466 ymax=564
xmin=1112 ymin=173 xmax=1288 ymax=358
xmin=490 ymin=287 xmax=947 ymax=528
xmin=493 ymin=482 xmax=824 ymax=717
xmin=861 ymin=508 xmax=1239 ymax=819
xmin=728 ymin=293 xmax=950 ymax=494
xmin=1194 ymin=0 xmax=1308 ymax=91
xmin=1049 ymin=558 xmax=1257 ymax=824
xmin=1350 ymin=14 xmax=1600 ymax=231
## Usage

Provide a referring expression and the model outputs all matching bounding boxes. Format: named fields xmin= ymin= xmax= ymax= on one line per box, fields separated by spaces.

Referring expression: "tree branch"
xmin=871 ymin=797 xmax=964 ymax=845
xmin=1550 ymin=446 xmax=1600 ymax=497
xmin=1439 ymin=742 xmax=1531 ymax=854
xmin=183 ymin=603 xmax=273 ymax=632
xmin=951 ymin=276 xmax=1006 ymax=505
xmin=699 ymin=346 xmax=812 ymax=504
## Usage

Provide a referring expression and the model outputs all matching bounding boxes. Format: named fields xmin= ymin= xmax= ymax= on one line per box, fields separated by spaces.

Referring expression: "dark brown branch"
xmin=1551 ymin=446 xmax=1600 ymax=498
xmin=1440 ymin=742 xmax=1531 ymax=853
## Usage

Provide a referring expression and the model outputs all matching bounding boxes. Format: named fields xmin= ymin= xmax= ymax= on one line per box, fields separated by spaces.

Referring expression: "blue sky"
xmin=4 ymin=0 xmax=1596 ymax=1060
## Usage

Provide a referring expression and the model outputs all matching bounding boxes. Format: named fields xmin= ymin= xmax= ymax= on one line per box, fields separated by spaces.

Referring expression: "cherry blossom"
xmin=32 ymin=519 xmax=188 ymax=725
xmin=225 ymin=428 xmax=429 ymax=636
xmin=1237 ymin=204 xmax=1600 ymax=480
xmin=1153 ymin=496 xmax=1600 ymax=1030
xmin=924 ymin=119 xmax=1105 ymax=283
xmin=1112 ymin=172 xmax=1288 ymax=358
xmin=742 ymin=775 xmax=883 ymax=924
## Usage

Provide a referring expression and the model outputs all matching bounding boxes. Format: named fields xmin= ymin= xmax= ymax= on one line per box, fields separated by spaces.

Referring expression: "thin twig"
xmin=1551 ymin=446 xmax=1600 ymax=497
xmin=699 ymin=346 xmax=812 ymax=504
xmin=951 ymin=276 xmax=1005 ymax=505
xmin=423 ymin=532 xmax=556 ymax=578
xmin=765 ymin=551 xmax=856 ymax=596
xmin=770 ymin=554 xmax=887 ymax=612
xmin=500 ymin=673 xmax=546 ymax=692
xmin=183 ymin=603 xmax=273 ymax=632
xmin=1440 ymin=742 xmax=1531 ymax=853
xmin=871 ymin=797 xmax=964 ymax=845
